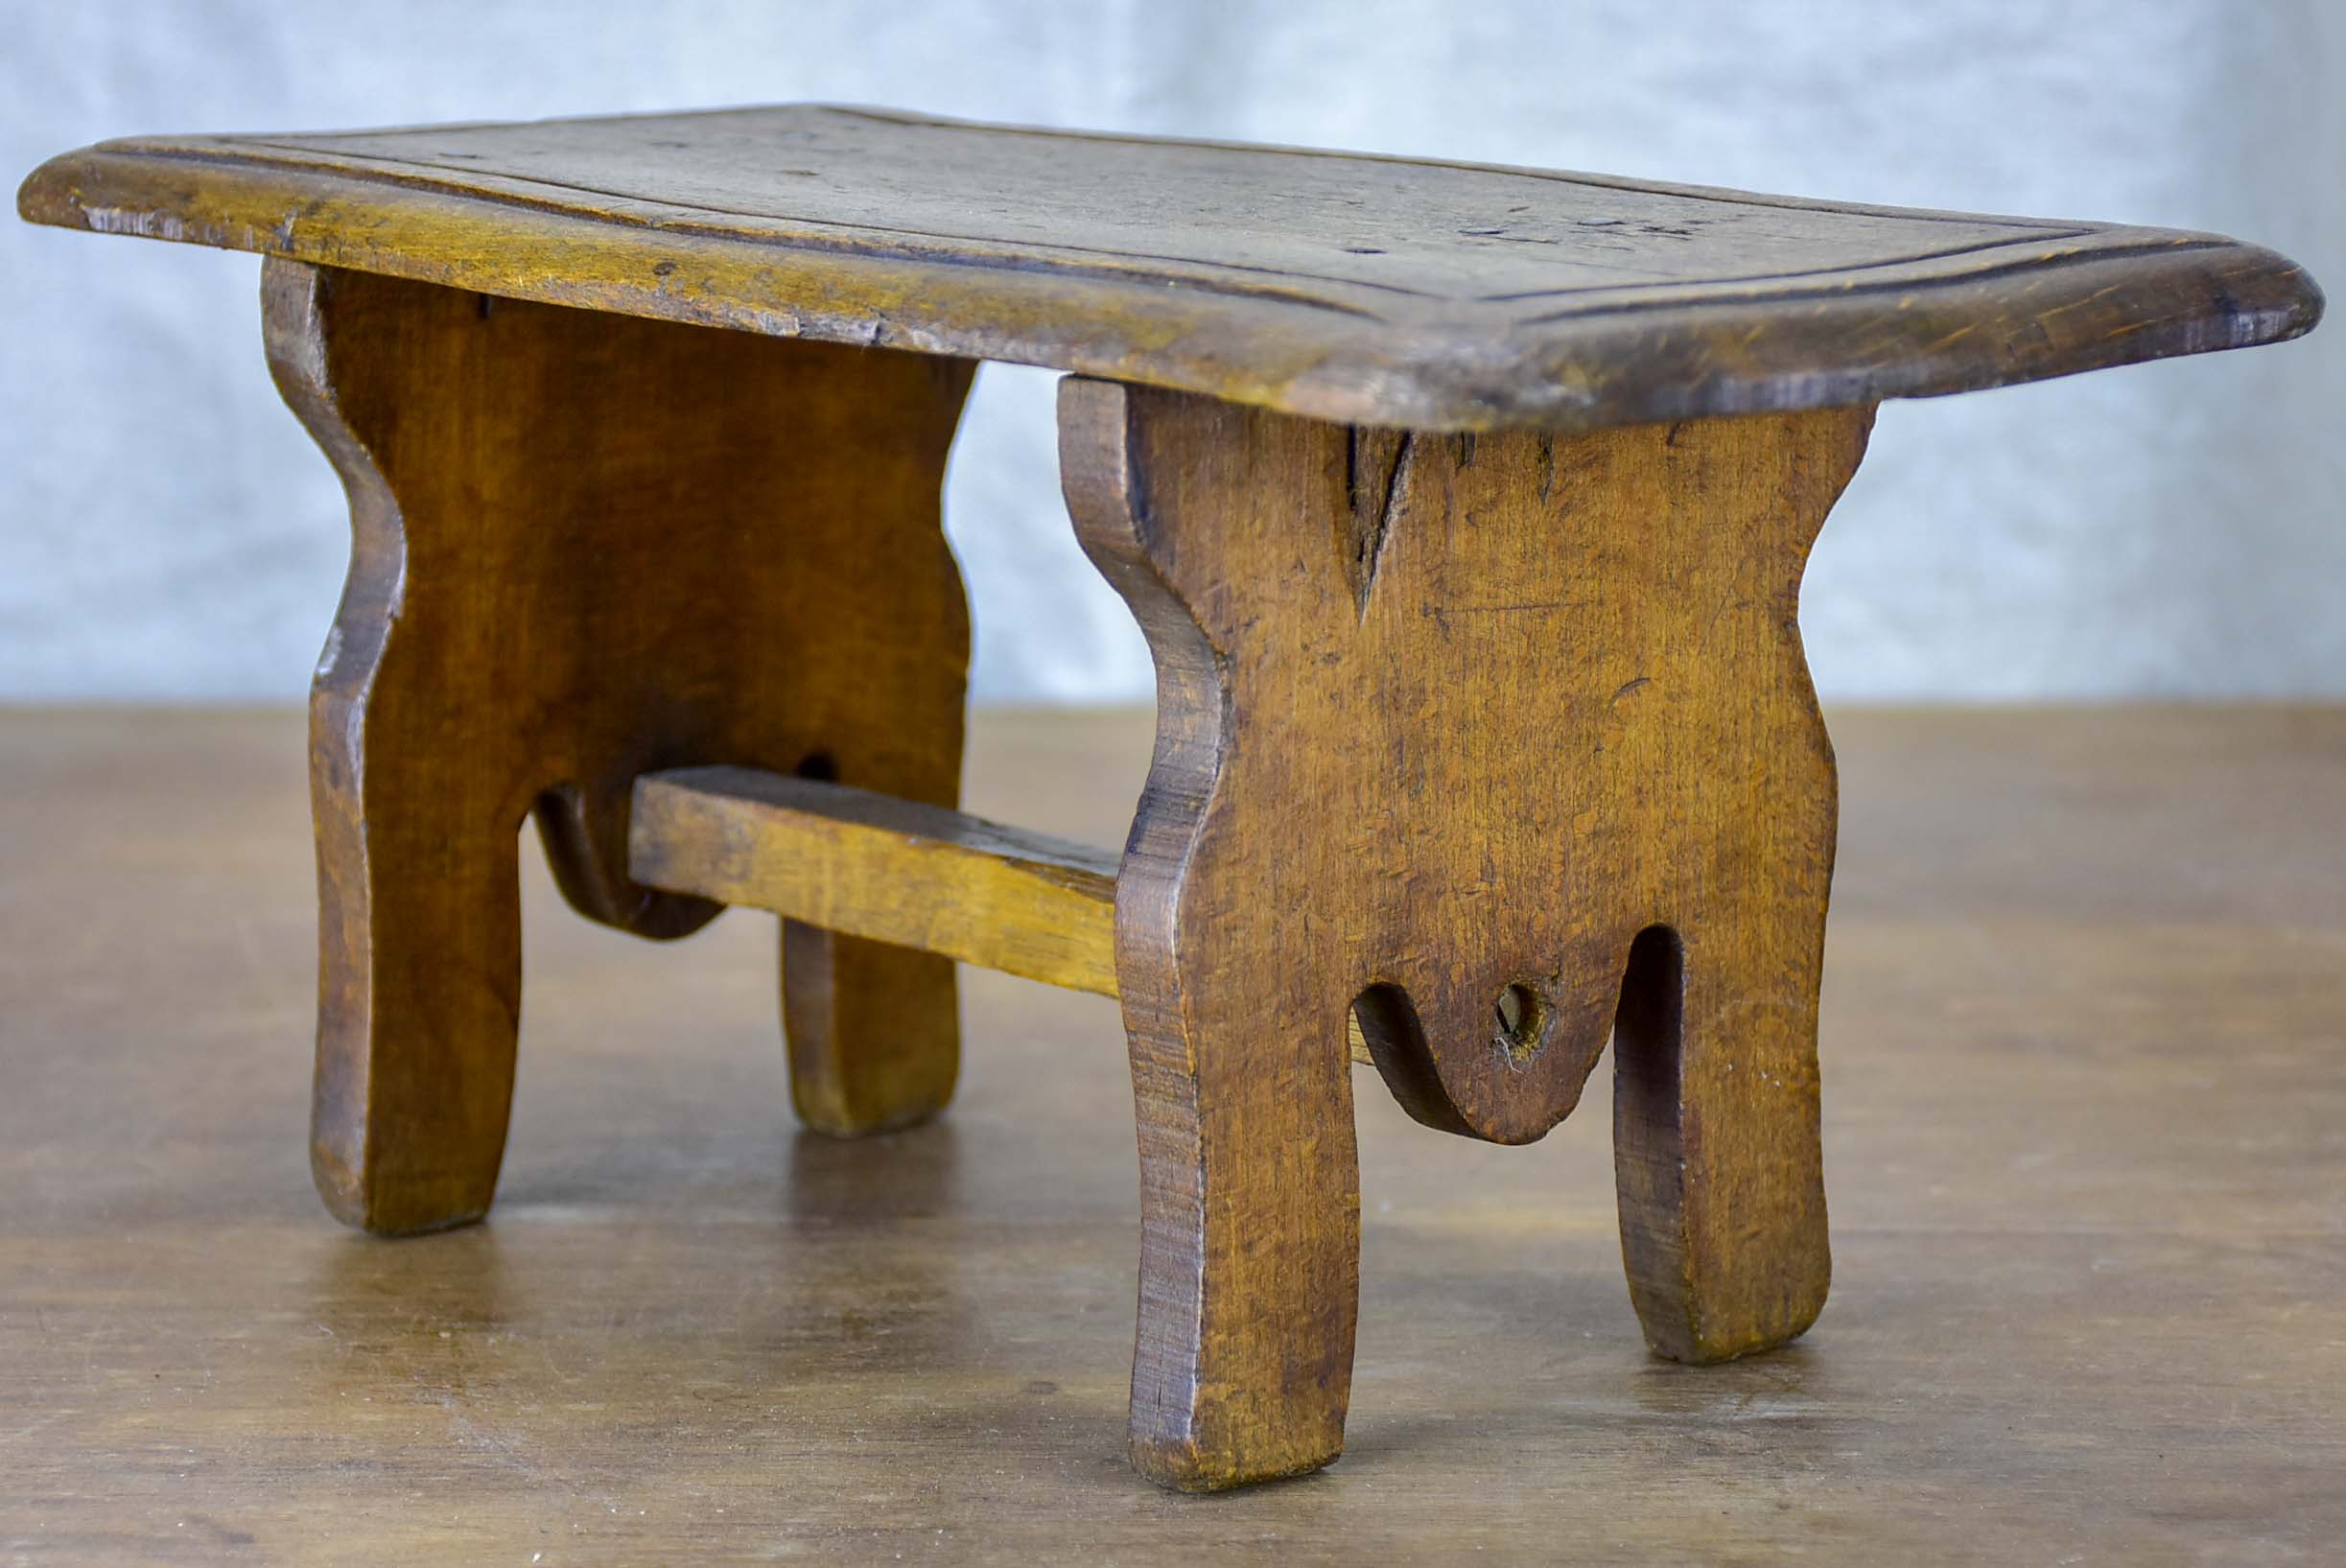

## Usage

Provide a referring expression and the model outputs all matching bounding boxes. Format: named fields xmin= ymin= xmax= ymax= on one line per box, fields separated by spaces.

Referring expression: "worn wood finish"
xmin=6 ymin=706 xmax=2344 ymax=1563
xmin=632 ymin=767 xmax=1124 ymax=1000
xmin=1062 ymin=380 xmax=1869 ymax=1487
xmin=267 ymin=261 xmax=973 ymax=1233
xmin=16 ymin=102 xmax=2332 ymax=1502
xmin=629 ymin=766 xmax=1385 ymax=1066
xmin=18 ymin=105 xmax=2320 ymax=433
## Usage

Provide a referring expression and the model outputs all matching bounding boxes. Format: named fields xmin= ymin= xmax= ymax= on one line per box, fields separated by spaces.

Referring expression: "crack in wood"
xmin=1340 ymin=429 xmax=1413 ymax=620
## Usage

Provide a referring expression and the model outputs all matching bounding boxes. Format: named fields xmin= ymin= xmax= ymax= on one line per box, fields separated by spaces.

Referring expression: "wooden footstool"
xmin=20 ymin=106 xmax=2320 ymax=1491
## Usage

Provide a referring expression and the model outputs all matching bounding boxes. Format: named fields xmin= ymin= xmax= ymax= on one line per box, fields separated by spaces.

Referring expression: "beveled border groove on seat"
xmin=18 ymin=105 xmax=2323 ymax=433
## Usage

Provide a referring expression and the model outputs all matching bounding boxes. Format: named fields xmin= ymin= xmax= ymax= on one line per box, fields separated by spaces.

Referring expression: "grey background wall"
xmin=5 ymin=1 xmax=2338 ymax=704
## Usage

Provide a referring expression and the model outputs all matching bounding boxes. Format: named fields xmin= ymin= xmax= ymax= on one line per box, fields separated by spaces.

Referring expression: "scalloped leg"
xmin=1062 ymin=375 xmax=1869 ymax=1486
xmin=1062 ymin=378 xmax=1359 ymax=1492
xmin=265 ymin=260 xmax=973 ymax=1233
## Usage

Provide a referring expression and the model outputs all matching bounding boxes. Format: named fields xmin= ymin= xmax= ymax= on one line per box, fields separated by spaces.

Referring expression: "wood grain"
xmin=19 ymin=105 xmax=2321 ymax=432
xmin=5 ymin=706 xmax=2342 ymax=1563
xmin=12 ymin=96 xmax=2332 ymax=1508
xmin=267 ymin=262 xmax=973 ymax=1233
xmin=1063 ymin=381 xmax=1870 ymax=1487
xmin=631 ymin=766 xmax=1123 ymax=1000
xmin=628 ymin=765 xmax=1386 ymax=1066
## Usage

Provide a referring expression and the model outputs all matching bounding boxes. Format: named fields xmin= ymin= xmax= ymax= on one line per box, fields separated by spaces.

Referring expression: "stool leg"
xmin=782 ymin=922 xmax=961 ymax=1136
xmin=1613 ymin=905 xmax=1833 ymax=1365
xmin=306 ymin=622 xmax=528 ymax=1236
xmin=1062 ymin=380 xmax=1359 ymax=1493
xmin=1113 ymin=934 xmax=1359 ymax=1493
xmin=264 ymin=260 xmax=973 ymax=1234
xmin=1063 ymin=376 xmax=1870 ymax=1487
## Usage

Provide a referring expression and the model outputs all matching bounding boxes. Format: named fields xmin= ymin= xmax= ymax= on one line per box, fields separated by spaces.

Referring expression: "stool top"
xmin=20 ymin=105 xmax=2320 ymax=432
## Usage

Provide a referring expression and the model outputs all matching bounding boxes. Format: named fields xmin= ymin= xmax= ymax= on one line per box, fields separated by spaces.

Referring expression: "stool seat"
xmin=18 ymin=104 xmax=2319 ymax=431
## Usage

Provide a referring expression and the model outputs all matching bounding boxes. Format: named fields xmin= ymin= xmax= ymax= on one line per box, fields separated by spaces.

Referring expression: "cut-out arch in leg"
xmin=266 ymin=260 xmax=974 ymax=1234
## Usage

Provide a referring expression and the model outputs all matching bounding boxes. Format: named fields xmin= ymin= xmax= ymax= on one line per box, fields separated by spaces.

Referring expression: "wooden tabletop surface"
xmin=18 ymin=106 xmax=2321 ymax=430
xmin=3 ymin=706 xmax=2341 ymax=1564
